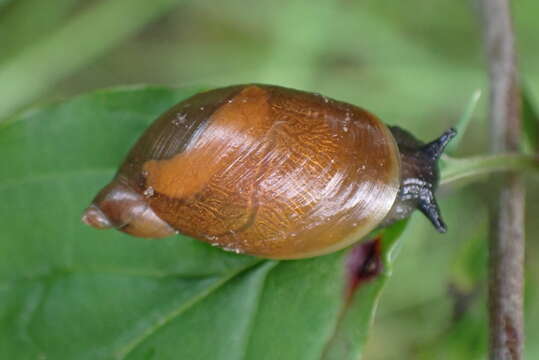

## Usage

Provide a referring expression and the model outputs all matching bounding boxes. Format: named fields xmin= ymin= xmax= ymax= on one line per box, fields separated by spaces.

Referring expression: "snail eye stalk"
xmin=421 ymin=128 xmax=457 ymax=160
xmin=417 ymin=128 xmax=457 ymax=233
xmin=418 ymin=193 xmax=447 ymax=233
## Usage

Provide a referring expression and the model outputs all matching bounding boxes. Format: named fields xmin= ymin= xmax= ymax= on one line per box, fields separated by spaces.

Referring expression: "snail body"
xmin=83 ymin=84 xmax=455 ymax=259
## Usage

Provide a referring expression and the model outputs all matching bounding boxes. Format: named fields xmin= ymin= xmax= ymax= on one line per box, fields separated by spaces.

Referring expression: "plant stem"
xmin=0 ymin=0 xmax=185 ymax=120
xmin=440 ymin=154 xmax=537 ymax=187
xmin=478 ymin=0 xmax=525 ymax=359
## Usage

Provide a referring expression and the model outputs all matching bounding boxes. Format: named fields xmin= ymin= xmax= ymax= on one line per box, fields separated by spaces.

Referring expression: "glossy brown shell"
xmin=116 ymin=84 xmax=401 ymax=259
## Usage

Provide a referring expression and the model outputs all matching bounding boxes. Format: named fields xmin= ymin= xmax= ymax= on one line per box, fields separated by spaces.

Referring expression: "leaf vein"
xmin=115 ymin=259 xmax=264 ymax=359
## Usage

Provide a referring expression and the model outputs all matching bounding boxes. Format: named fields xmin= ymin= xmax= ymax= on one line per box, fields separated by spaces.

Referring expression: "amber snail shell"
xmin=82 ymin=84 xmax=456 ymax=259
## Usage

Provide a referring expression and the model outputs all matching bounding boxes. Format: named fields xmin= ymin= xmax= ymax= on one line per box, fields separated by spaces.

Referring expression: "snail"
xmin=82 ymin=84 xmax=456 ymax=259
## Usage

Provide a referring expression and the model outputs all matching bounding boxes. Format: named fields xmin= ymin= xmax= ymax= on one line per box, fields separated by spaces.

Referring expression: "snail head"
xmin=382 ymin=127 xmax=457 ymax=233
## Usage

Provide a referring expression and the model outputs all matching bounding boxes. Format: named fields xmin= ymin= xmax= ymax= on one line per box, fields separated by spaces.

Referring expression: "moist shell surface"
xmin=119 ymin=84 xmax=401 ymax=259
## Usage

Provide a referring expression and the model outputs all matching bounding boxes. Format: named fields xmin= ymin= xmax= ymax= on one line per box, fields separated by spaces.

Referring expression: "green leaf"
xmin=320 ymin=220 xmax=409 ymax=360
xmin=0 ymin=0 xmax=187 ymax=119
xmin=0 ymin=0 xmax=80 ymax=62
xmin=522 ymin=86 xmax=539 ymax=153
xmin=0 ymin=87 xmax=409 ymax=359
xmin=446 ymin=89 xmax=482 ymax=155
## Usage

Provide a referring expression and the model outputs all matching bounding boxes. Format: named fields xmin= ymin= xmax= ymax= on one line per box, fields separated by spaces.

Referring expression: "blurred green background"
xmin=1 ymin=0 xmax=537 ymax=358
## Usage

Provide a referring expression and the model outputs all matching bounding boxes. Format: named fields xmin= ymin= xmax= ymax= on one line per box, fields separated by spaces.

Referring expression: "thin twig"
xmin=478 ymin=0 xmax=525 ymax=359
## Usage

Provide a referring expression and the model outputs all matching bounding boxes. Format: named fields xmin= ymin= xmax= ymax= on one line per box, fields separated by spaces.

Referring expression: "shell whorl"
xmin=84 ymin=84 xmax=402 ymax=259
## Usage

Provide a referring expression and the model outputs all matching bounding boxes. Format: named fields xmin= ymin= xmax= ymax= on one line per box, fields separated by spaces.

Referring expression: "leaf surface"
xmin=0 ymin=87 xmax=408 ymax=360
